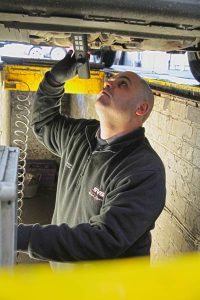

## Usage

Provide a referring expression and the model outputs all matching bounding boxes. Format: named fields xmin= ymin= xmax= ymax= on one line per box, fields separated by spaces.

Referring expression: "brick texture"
xmin=145 ymin=95 xmax=200 ymax=261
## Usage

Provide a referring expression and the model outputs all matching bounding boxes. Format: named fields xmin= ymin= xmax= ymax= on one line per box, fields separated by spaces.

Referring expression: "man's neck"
xmin=99 ymin=122 xmax=141 ymax=140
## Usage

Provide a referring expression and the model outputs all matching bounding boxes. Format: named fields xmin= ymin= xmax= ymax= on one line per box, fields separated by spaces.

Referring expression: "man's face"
xmin=95 ymin=71 xmax=143 ymax=123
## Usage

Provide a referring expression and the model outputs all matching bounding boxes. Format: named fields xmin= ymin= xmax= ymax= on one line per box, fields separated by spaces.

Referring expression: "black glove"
xmin=48 ymin=50 xmax=85 ymax=85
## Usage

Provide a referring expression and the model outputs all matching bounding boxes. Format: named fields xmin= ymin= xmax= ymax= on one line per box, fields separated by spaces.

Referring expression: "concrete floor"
xmin=17 ymin=185 xmax=56 ymax=265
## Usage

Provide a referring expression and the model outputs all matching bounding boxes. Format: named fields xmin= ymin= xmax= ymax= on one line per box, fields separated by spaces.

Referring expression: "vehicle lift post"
xmin=0 ymin=146 xmax=19 ymax=267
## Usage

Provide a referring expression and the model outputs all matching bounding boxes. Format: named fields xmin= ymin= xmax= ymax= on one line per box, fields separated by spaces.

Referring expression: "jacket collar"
xmin=85 ymin=124 xmax=145 ymax=152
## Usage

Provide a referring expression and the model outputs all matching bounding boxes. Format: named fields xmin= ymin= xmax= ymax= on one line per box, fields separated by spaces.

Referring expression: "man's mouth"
xmin=101 ymin=89 xmax=111 ymax=98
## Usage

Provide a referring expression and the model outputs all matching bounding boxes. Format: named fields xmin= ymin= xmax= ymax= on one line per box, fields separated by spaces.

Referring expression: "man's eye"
xmin=119 ymin=80 xmax=128 ymax=87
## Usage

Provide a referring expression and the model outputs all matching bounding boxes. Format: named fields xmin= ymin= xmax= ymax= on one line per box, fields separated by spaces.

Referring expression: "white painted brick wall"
xmin=70 ymin=91 xmax=200 ymax=261
xmin=145 ymin=94 xmax=200 ymax=260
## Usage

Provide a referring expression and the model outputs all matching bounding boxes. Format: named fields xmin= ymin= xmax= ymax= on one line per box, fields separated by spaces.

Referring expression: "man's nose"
xmin=104 ymin=80 xmax=113 ymax=89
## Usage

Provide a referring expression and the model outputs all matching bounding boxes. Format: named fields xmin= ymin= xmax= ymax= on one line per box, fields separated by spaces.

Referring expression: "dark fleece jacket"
xmin=17 ymin=73 xmax=166 ymax=267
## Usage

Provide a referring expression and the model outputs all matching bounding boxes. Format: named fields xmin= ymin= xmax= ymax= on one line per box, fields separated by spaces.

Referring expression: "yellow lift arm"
xmin=2 ymin=64 xmax=200 ymax=100
xmin=3 ymin=65 xmax=104 ymax=94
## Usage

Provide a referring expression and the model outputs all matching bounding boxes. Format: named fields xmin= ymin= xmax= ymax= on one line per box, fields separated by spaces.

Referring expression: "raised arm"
xmin=31 ymin=51 xmax=90 ymax=157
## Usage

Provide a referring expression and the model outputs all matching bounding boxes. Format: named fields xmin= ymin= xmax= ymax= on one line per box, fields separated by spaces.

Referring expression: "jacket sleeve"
xmin=31 ymin=72 xmax=97 ymax=157
xmin=17 ymin=169 xmax=166 ymax=262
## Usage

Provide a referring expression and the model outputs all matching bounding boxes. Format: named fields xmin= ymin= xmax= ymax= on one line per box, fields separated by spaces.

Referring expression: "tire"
xmin=28 ymin=46 xmax=43 ymax=59
xmin=101 ymin=50 xmax=116 ymax=68
xmin=92 ymin=49 xmax=116 ymax=68
xmin=50 ymin=47 xmax=67 ymax=60
xmin=188 ymin=51 xmax=200 ymax=83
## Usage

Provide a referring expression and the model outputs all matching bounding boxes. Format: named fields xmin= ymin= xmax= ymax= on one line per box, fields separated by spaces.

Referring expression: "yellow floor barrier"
xmin=0 ymin=253 xmax=200 ymax=300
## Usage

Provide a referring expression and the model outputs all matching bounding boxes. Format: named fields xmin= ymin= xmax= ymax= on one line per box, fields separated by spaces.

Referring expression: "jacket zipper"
xmin=75 ymin=147 xmax=115 ymax=187
xmin=76 ymin=152 xmax=92 ymax=187
xmin=76 ymin=126 xmax=95 ymax=187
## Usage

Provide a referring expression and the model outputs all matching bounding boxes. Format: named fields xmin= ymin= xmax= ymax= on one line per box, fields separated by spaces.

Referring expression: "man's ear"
xmin=135 ymin=102 xmax=149 ymax=117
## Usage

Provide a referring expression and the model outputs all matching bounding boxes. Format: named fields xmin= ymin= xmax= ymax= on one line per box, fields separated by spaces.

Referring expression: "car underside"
xmin=0 ymin=0 xmax=200 ymax=81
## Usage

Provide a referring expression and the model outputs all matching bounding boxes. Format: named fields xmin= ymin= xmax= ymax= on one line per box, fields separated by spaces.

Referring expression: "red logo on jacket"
xmin=89 ymin=187 xmax=105 ymax=202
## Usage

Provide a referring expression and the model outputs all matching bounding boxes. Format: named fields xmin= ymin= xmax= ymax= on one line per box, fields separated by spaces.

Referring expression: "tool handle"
xmin=72 ymin=34 xmax=90 ymax=79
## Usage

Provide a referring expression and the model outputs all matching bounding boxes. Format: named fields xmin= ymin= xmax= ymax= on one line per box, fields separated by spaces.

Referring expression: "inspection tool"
xmin=72 ymin=34 xmax=90 ymax=79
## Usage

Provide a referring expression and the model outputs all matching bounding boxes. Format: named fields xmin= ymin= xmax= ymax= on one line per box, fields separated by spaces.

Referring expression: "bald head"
xmin=96 ymin=70 xmax=154 ymax=138
xmin=115 ymin=71 xmax=154 ymax=123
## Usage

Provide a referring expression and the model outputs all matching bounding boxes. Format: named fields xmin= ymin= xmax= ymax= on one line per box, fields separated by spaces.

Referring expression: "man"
xmin=17 ymin=51 xmax=166 ymax=267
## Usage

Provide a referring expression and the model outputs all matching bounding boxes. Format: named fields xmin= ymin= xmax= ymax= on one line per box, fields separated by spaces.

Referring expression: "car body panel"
xmin=0 ymin=0 xmax=200 ymax=81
